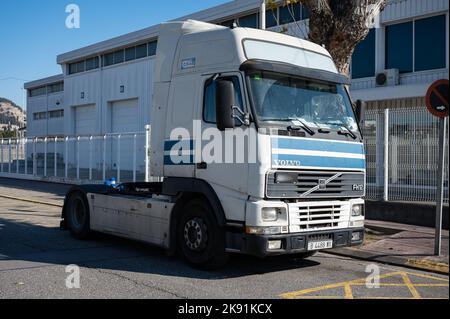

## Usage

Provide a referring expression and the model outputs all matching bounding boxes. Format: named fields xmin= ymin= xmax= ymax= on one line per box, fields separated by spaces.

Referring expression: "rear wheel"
xmin=66 ymin=192 xmax=91 ymax=240
xmin=178 ymin=199 xmax=229 ymax=269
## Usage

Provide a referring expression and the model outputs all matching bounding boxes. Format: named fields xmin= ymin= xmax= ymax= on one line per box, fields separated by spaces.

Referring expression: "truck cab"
xmin=62 ymin=20 xmax=366 ymax=268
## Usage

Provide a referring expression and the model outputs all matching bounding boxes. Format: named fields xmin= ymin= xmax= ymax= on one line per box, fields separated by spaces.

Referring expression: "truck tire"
xmin=178 ymin=199 xmax=229 ymax=269
xmin=66 ymin=192 xmax=91 ymax=240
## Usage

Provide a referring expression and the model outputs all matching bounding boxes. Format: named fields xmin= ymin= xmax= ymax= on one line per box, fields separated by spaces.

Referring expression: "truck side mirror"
xmin=355 ymin=100 xmax=366 ymax=126
xmin=216 ymin=80 xmax=236 ymax=131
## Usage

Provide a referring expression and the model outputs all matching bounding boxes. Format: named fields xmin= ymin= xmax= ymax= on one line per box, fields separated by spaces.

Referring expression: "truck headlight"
xmin=262 ymin=208 xmax=279 ymax=221
xmin=351 ymin=204 xmax=364 ymax=217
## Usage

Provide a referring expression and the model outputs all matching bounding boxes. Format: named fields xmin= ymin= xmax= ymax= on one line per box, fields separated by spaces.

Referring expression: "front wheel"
xmin=178 ymin=199 xmax=229 ymax=269
xmin=66 ymin=192 xmax=91 ymax=240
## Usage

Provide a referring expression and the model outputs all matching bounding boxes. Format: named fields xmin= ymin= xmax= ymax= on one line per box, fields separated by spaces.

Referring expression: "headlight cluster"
xmin=351 ymin=204 xmax=365 ymax=217
xmin=261 ymin=207 xmax=281 ymax=221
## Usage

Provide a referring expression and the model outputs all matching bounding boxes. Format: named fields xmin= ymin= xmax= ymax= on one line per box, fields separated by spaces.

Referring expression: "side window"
xmin=203 ymin=77 xmax=243 ymax=124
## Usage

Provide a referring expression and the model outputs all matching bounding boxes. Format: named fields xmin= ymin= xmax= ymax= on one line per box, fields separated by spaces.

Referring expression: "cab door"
xmin=194 ymin=73 xmax=251 ymax=222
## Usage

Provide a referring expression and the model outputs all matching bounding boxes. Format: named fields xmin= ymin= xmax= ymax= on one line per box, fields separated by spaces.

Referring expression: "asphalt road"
xmin=0 ymin=179 xmax=448 ymax=299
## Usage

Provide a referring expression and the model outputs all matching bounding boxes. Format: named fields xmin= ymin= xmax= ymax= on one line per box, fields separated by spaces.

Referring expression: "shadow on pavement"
xmin=0 ymin=177 xmax=71 ymax=198
xmin=0 ymin=217 xmax=320 ymax=280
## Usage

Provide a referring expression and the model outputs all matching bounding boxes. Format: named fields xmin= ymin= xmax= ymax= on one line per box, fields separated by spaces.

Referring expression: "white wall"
xmin=26 ymin=91 xmax=64 ymax=138
xmin=63 ymin=57 xmax=155 ymax=137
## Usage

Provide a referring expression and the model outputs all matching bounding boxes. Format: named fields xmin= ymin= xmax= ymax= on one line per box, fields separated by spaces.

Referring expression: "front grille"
xmin=289 ymin=201 xmax=350 ymax=232
xmin=309 ymin=234 xmax=333 ymax=241
xmin=267 ymin=170 xmax=365 ymax=199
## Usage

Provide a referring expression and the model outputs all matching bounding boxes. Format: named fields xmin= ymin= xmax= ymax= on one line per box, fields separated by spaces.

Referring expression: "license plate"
xmin=308 ymin=240 xmax=333 ymax=251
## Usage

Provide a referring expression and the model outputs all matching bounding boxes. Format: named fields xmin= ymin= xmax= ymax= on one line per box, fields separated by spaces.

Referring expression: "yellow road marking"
xmin=405 ymin=271 xmax=449 ymax=282
xmin=344 ymin=284 xmax=354 ymax=299
xmin=401 ymin=273 xmax=421 ymax=299
xmin=280 ymin=271 xmax=449 ymax=300
xmin=364 ymin=283 xmax=446 ymax=287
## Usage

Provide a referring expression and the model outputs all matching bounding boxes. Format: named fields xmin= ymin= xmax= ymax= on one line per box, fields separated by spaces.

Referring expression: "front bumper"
xmin=226 ymin=227 xmax=364 ymax=258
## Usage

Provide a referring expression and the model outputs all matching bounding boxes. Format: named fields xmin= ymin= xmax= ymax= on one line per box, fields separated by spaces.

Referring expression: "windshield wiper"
xmin=260 ymin=118 xmax=315 ymax=136
xmin=313 ymin=121 xmax=331 ymax=134
xmin=324 ymin=122 xmax=358 ymax=140
xmin=288 ymin=119 xmax=315 ymax=136
xmin=337 ymin=124 xmax=357 ymax=140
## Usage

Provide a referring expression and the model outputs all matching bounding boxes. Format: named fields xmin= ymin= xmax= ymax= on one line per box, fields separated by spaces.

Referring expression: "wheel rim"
xmin=71 ymin=198 xmax=86 ymax=230
xmin=183 ymin=218 xmax=208 ymax=251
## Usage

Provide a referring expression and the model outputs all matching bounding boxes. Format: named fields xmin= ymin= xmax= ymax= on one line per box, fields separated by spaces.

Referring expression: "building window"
xmin=386 ymin=21 xmax=413 ymax=73
xmin=385 ymin=15 xmax=446 ymax=74
xmin=103 ymin=52 xmax=114 ymax=67
xmin=101 ymin=40 xmax=157 ymax=67
xmin=279 ymin=3 xmax=301 ymax=25
xmin=76 ymin=60 xmax=86 ymax=73
xmin=148 ymin=41 xmax=158 ymax=56
xmin=415 ymin=15 xmax=446 ymax=72
xmin=266 ymin=9 xmax=278 ymax=28
xmin=49 ymin=110 xmax=64 ymax=119
xmin=136 ymin=43 xmax=148 ymax=59
xmin=29 ymin=86 xmax=47 ymax=97
xmin=239 ymin=13 xmax=258 ymax=28
xmin=69 ymin=63 xmax=78 ymax=75
xmin=352 ymin=29 xmax=376 ymax=79
xmin=68 ymin=40 xmax=157 ymax=73
xmin=221 ymin=19 xmax=236 ymax=28
xmin=301 ymin=5 xmax=310 ymax=20
xmin=113 ymin=50 xmax=125 ymax=64
xmin=47 ymin=82 xmax=64 ymax=94
xmin=203 ymin=77 xmax=243 ymax=124
xmin=69 ymin=57 xmax=99 ymax=74
xmin=33 ymin=112 xmax=47 ymax=120
xmin=125 ymin=47 xmax=136 ymax=61
xmin=86 ymin=57 xmax=99 ymax=71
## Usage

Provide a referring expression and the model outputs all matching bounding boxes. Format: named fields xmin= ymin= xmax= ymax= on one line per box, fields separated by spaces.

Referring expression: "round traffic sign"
xmin=426 ymin=79 xmax=449 ymax=118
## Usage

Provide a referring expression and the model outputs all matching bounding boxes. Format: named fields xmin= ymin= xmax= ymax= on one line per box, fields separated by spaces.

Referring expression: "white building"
xmin=23 ymin=0 xmax=449 ymax=180
xmin=24 ymin=75 xmax=64 ymax=138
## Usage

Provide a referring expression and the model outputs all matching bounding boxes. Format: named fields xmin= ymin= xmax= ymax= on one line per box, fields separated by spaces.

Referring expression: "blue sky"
xmin=0 ymin=0 xmax=229 ymax=108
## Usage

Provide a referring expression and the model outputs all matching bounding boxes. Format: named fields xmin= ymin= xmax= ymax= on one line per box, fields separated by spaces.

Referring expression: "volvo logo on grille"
xmin=318 ymin=179 xmax=327 ymax=190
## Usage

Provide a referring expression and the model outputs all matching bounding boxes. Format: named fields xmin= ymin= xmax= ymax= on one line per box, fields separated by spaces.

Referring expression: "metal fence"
xmin=0 ymin=130 xmax=150 ymax=184
xmin=1 ymin=111 xmax=448 ymax=204
xmin=364 ymin=107 xmax=449 ymax=204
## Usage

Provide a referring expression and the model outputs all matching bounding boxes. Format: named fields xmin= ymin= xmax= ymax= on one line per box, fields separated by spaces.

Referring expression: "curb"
xmin=0 ymin=194 xmax=63 ymax=208
xmin=326 ymin=248 xmax=449 ymax=276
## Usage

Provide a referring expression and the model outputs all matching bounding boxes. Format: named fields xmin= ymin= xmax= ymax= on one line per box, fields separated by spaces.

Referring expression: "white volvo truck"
xmin=61 ymin=20 xmax=366 ymax=268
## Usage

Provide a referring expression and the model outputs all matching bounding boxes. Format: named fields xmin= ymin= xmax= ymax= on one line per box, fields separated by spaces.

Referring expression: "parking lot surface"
xmin=0 ymin=179 xmax=448 ymax=299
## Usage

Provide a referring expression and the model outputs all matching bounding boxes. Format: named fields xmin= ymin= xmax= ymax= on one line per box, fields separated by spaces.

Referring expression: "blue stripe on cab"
xmin=164 ymin=140 xmax=195 ymax=165
xmin=272 ymin=138 xmax=364 ymax=154
xmin=164 ymin=140 xmax=194 ymax=151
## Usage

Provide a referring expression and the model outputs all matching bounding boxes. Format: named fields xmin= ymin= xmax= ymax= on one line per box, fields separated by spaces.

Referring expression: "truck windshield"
xmin=247 ymin=71 xmax=358 ymax=132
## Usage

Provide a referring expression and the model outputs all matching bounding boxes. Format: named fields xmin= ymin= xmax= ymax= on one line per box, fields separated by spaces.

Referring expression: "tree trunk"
xmin=301 ymin=0 xmax=386 ymax=76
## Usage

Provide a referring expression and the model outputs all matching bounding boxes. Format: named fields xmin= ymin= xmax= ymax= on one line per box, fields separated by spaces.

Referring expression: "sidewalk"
xmin=0 ymin=177 xmax=68 ymax=207
xmin=329 ymin=220 xmax=449 ymax=275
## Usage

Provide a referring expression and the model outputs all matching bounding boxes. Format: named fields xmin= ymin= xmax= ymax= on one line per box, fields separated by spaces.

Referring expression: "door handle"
xmin=197 ymin=162 xmax=207 ymax=170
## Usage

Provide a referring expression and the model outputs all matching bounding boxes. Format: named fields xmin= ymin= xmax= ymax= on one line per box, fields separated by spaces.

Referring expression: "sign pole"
xmin=425 ymin=79 xmax=448 ymax=256
xmin=434 ymin=117 xmax=447 ymax=256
